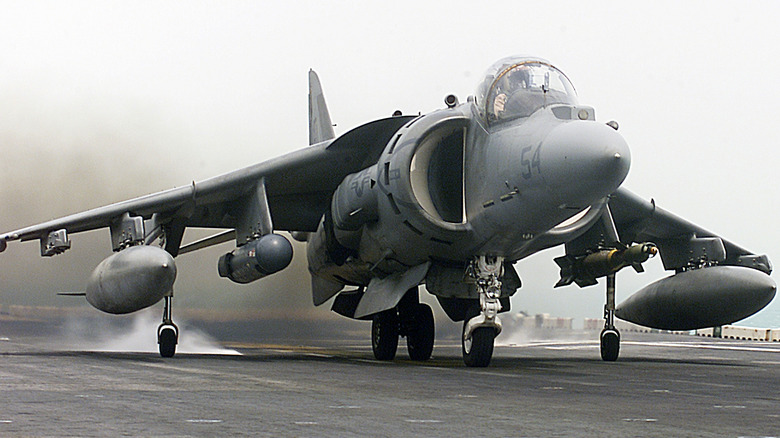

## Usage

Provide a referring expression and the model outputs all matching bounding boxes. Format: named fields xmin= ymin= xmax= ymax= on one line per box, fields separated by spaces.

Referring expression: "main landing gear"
xmin=600 ymin=273 xmax=620 ymax=361
xmin=157 ymin=294 xmax=179 ymax=358
xmin=462 ymin=256 xmax=503 ymax=367
xmin=371 ymin=287 xmax=435 ymax=362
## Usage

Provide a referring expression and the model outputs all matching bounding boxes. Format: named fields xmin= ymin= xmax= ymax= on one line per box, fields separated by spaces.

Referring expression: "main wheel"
xmin=372 ymin=309 xmax=399 ymax=360
xmin=158 ymin=326 xmax=178 ymax=358
xmin=600 ymin=328 xmax=620 ymax=361
xmin=406 ymin=303 xmax=435 ymax=361
xmin=462 ymin=325 xmax=495 ymax=367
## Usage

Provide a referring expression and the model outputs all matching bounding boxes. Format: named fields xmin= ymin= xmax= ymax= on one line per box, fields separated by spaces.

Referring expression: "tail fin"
xmin=308 ymin=69 xmax=336 ymax=145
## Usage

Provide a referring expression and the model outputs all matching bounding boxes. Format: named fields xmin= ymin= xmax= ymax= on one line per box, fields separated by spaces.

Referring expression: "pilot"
xmin=492 ymin=65 xmax=531 ymax=119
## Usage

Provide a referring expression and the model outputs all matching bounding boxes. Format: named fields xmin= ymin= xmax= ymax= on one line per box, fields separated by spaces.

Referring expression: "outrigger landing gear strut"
xmin=462 ymin=256 xmax=504 ymax=367
xmin=600 ymin=273 xmax=620 ymax=361
xmin=158 ymin=294 xmax=178 ymax=358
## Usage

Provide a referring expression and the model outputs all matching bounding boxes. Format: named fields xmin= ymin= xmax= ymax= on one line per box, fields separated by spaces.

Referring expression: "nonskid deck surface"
xmin=1 ymin=319 xmax=778 ymax=437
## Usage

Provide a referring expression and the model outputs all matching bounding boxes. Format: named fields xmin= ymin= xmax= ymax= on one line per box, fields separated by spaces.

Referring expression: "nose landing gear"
xmin=462 ymin=256 xmax=504 ymax=367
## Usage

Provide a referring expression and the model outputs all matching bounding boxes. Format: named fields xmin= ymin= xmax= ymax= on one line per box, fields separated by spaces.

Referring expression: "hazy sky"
xmin=1 ymin=1 xmax=778 ymax=327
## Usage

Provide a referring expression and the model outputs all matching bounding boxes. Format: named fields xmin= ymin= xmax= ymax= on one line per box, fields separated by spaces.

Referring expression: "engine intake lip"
xmin=393 ymin=112 xmax=473 ymax=233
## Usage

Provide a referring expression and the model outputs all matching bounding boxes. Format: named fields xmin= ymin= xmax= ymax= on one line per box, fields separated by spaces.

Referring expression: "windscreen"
xmin=476 ymin=58 xmax=577 ymax=124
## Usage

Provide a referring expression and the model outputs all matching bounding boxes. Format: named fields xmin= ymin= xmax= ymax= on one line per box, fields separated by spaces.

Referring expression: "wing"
xmin=0 ymin=115 xmax=414 ymax=257
xmin=608 ymin=187 xmax=772 ymax=274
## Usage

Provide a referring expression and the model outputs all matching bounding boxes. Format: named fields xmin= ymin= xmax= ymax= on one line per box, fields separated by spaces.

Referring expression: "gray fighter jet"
xmin=1 ymin=56 xmax=775 ymax=366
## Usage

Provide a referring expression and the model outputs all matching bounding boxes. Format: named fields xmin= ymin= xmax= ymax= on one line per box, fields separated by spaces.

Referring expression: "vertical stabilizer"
xmin=309 ymin=69 xmax=335 ymax=145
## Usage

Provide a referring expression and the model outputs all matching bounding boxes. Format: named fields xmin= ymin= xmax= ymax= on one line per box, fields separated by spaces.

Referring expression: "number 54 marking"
xmin=521 ymin=145 xmax=541 ymax=179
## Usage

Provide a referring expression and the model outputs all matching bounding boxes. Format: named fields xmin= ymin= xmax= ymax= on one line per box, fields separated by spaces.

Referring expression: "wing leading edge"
xmin=608 ymin=187 xmax=772 ymax=274
xmin=0 ymin=115 xmax=414 ymax=256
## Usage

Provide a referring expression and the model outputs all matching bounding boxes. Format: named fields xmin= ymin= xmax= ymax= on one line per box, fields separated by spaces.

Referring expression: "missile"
xmin=85 ymin=245 xmax=177 ymax=314
xmin=555 ymin=243 xmax=657 ymax=287
xmin=615 ymin=266 xmax=776 ymax=330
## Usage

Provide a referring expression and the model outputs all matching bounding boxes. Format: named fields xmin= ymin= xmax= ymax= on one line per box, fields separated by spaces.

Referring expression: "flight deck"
xmin=1 ymin=316 xmax=778 ymax=437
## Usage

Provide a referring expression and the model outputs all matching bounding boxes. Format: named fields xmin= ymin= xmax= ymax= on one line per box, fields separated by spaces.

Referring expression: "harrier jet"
xmin=1 ymin=56 xmax=775 ymax=366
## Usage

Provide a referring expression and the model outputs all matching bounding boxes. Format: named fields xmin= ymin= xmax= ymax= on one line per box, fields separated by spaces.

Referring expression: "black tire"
xmin=600 ymin=329 xmax=620 ymax=361
xmin=462 ymin=325 xmax=495 ymax=367
xmin=372 ymin=310 xmax=399 ymax=361
xmin=159 ymin=327 xmax=177 ymax=358
xmin=406 ymin=303 xmax=435 ymax=361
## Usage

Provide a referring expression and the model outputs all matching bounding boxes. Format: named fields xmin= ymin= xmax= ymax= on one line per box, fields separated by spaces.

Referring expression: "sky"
xmin=0 ymin=1 xmax=778 ymax=329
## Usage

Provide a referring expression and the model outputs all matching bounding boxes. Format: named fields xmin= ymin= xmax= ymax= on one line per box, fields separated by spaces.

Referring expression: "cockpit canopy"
xmin=476 ymin=57 xmax=578 ymax=124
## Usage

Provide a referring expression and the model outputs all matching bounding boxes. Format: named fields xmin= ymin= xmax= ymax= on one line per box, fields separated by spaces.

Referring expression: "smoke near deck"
xmin=59 ymin=309 xmax=240 ymax=355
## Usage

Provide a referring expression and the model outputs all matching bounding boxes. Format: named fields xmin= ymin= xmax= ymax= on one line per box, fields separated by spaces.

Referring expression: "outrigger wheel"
xmin=600 ymin=328 xmax=620 ymax=361
xmin=600 ymin=273 xmax=620 ymax=362
xmin=158 ymin=324 xmax=178 ymax=358
xmin=157 ymin=295 xmax=178 ymax=358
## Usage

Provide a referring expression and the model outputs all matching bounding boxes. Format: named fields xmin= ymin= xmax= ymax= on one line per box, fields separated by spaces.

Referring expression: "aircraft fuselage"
xmin=312 ymin=100 xmax=630 ymax=288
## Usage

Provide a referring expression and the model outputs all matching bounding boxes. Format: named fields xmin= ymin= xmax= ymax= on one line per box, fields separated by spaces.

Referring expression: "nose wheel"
xmin=462 ymin=323 xmax=496 ymax=368
xmin=461 ymin=256 xmax=504 ymax=367
xmin=157 ymin=295 xmax=178 ymax=358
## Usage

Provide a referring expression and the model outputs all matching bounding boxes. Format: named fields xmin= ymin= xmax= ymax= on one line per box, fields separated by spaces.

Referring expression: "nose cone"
xmin=542 ymin=121 xmax=630 ymax=205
